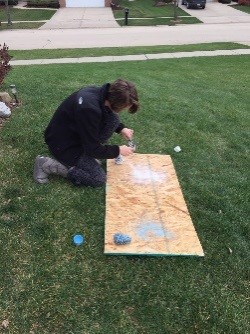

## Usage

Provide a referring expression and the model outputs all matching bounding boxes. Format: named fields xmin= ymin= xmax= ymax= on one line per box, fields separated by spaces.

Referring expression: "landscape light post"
xmin=10 ymin=84 xmax=19 ymax=104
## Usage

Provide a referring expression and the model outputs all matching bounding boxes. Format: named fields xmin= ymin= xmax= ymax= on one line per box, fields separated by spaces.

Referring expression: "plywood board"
xmin=104 ymin=154 xmax=204 ymax=256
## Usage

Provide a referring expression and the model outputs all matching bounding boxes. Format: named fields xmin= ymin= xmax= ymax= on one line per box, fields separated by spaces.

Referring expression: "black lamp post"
xmin=124 ymin=8 xmax=129 ymax=26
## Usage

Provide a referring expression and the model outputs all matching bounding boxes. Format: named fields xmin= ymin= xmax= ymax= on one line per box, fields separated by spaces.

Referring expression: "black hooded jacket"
xmin=44 ymin=83 xmax=125 ymax=166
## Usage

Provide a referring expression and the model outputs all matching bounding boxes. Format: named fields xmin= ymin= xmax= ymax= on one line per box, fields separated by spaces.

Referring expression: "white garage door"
xmin=66 ymin=0 xmax=105 ymax=7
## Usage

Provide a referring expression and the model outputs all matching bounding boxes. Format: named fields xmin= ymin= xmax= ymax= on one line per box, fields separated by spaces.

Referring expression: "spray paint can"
xmin=114 ymin=154 xmax=124 ymax=165
xmin=127 ymin=140 xmax=136 ymax=150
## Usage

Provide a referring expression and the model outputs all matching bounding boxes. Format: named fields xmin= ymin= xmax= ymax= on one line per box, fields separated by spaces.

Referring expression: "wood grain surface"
xmin=104 ymin=154 xmax=204 ymax=256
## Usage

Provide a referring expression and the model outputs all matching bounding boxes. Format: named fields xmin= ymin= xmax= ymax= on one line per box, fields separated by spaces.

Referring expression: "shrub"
xmin=238 ymin=0 xmax=250 ymax=4
xmin=0 ymin=43 xmax=12 ymax=86
xmin=154 ymin=0 xmax=172 ymax=5
xmin=0 ymin=0 xmax=18 ymax=5
xmin=26 ymin=0 xmax=59 ymax=8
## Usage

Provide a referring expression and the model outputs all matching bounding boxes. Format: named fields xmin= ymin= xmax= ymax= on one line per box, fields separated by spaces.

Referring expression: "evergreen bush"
xmin=26 ymin=0 xmax=59 ymax=8
xmin=0 ymin=0 xmax=19 ymax=5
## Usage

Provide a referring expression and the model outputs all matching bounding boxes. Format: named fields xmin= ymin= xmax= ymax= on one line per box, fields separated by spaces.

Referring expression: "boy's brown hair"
xmin=108 ymin=79 xmax=139 ymax=114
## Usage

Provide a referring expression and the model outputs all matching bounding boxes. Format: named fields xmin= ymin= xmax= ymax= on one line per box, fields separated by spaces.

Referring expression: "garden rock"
xmin=0 ymin=101 xmax=11 ymax=118
xmin=0 ymin=92 xmax=12 ymax=104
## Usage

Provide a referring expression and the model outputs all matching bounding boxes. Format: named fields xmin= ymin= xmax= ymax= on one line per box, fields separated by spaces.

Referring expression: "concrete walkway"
xmin=9 ymin=48 xmax=250 ymax=66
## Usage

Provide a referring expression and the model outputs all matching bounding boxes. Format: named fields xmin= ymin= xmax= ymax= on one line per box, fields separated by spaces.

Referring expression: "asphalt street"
xmin=1 ymin=23 xmax=250 ymax=50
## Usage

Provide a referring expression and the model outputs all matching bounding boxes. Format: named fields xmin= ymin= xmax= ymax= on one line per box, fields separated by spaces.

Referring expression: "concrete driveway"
xmin=39 ymin=7 xmax=120 ymax=29
xmin=179 ymin=2 xmax=250 ymax=24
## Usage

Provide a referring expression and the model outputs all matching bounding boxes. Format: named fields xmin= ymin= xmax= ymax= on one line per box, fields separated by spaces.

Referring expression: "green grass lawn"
xmin=113 ymin=0 xmax=189 ymax=18
xmin=0 ymin=55 xmax=249 ymax=333
xmin=0 ymin=7 xmax=56 ymax=21
xmin=113 ymin=0 xmax=201 ymax=25
xmin=9 ymin=42 xmax=250 ymax=60
xmin=0 ymin=7 xmax=56 ymax=30
xmin=231 ymin=4 xmax=250 ymax=14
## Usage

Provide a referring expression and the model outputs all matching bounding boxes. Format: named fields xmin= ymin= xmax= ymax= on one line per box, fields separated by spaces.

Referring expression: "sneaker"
xmin=33 ymin=155 xmax=49 ymax=184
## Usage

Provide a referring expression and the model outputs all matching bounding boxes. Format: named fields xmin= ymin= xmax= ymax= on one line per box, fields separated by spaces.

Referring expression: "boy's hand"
xmin=119 ymin=145 xmax=134 ymax=156
xmin=120 ymin=128 xmax=134 ymax=140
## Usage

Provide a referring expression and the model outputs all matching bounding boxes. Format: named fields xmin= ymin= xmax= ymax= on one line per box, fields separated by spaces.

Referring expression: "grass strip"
xmin=9 ymin=42 xmax=250 ymax=60
xmin=0 ymin=22 xmax=43 ymax=29
xmin=117 ymin=16 xmax=201 ymax=26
